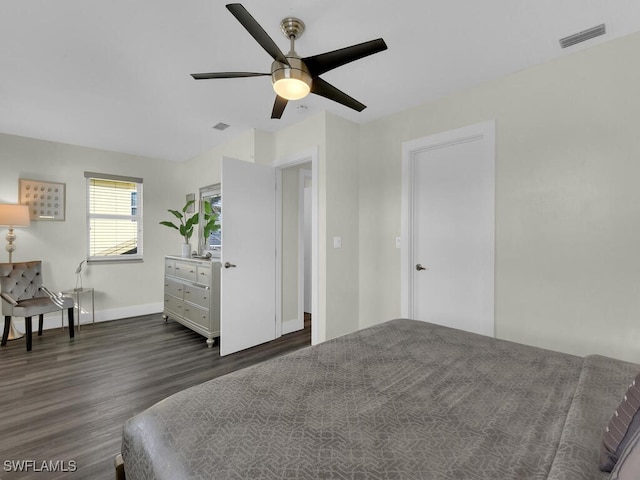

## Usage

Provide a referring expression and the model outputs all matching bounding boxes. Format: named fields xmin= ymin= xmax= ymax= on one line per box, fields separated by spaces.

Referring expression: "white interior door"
xmin=402 ymin=121 xmax=495 ymax=336
xmin=220 ymin=157 xmax=276 ymax=356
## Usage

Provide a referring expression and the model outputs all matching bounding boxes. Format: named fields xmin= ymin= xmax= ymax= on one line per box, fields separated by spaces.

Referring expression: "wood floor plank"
xmin=0 ymin=314 xmax=310 ymax=479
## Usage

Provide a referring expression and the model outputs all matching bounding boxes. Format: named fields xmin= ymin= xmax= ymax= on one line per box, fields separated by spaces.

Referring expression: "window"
xmin=131 ymin=191 xmax=138 ymax=216
xmin=199 ymin=184 xmax=221 ymax=256
xmin=85 ymin=172 xmax=143 ymax=262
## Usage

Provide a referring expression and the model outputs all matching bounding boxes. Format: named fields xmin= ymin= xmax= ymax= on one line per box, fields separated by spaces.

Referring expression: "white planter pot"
xmin=181 ymin=243 xmax=191 ymax=258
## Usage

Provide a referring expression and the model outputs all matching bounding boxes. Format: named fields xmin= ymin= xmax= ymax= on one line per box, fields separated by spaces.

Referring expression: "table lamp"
xmin=0 ymin=204 xmax=31 ymax=263
xmin=0 ymin=204 xmax=30 ymax=340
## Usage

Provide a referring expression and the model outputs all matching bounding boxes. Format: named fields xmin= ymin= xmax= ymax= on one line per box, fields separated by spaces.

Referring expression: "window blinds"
xmin=85 ymin=173 xmax=143 ymax=261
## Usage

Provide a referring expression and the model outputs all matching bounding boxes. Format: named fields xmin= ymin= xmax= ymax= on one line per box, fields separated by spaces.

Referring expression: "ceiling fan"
xmin=191 ymin=3 xmax=388 ymax=119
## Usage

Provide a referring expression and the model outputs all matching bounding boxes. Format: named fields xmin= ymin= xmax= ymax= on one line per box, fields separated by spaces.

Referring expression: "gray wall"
xmin=0 ymin=132 xmax=181 ymax=323
xmin=359 ymin=31 xmax=640 ymax=363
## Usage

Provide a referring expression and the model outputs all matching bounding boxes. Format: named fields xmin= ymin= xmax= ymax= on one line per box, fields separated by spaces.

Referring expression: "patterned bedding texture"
xmin=121 ymin=319 xmax=638 ymax=479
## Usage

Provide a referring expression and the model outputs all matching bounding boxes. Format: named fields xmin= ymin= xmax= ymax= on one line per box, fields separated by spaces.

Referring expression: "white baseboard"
xmin=281 ymin=317 xmax=304 ymax=335
xmin=9 ymin=302 xmax=164 ymax=334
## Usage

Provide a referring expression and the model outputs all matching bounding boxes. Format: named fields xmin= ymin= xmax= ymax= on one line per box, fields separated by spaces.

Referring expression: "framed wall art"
xmin=19 ymin=178 xmax=66 ymax=221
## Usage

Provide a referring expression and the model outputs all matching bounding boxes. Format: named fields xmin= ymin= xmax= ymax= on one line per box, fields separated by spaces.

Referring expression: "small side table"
xmin=62 ymin=288 xmax=95 ymax=330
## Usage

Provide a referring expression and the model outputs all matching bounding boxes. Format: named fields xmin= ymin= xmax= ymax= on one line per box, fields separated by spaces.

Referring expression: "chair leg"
xmin=1 ymin=316 xmax=10 ymax=346
xmin=38 ymin=314 xmax=44 ymax=336
xmin=67 ymin=307 xmax=75 ymax=338
xmin=25 ymin=316 xmax=32 ymax=352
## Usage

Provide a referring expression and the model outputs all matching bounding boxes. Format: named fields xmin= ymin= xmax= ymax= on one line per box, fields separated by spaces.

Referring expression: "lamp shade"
xmin=0 ymin=204 xmax=31 ymax=227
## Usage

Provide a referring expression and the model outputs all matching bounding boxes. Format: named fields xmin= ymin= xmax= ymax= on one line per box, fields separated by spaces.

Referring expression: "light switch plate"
xmin=333 ymin=236 xmax=342 ymax=248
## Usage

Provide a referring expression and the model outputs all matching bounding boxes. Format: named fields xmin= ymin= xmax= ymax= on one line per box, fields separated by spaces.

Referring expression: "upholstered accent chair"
xmin=0 ymin=261 xmax=75 ymax=352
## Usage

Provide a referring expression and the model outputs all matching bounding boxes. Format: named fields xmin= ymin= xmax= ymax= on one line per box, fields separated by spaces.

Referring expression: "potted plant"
xmin=160 ymin=199 xmax=199 ymax=257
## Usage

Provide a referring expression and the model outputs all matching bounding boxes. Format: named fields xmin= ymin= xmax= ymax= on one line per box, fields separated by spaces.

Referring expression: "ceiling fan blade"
xmin=311 ymin=77 xmax=366 ymax=112
xmin=226 ymin=4 xmax=290 ymax=66
xmin=191 ymin=72 xmax=269 ymax=80
xmin=303 ymin=38 xmax=387 ymax=77
xmin=271 ymin=95 xmax=288 ymax=119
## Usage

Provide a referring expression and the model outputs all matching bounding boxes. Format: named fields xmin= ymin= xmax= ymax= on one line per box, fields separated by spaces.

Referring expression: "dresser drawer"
xmin=164 ymin=277 xmax=185 ymax=299
xmin=184 ymin=284 xmax=210 ymax=309
xmin=174 ymin=261 xmax=197 ymax=282
xmin=183 ymin=304 xmax=209 ymax=329
xmin=196 ymin=264 xmax=211 ymax=285
xmin=164 ymin=294 xmax=183 ymax=316
xmin=164 ymin=259 xmax=176 ymax=276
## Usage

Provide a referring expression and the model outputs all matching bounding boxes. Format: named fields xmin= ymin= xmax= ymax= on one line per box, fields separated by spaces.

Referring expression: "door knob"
xmin=416 ymin=263 xmax=427 ymax=271
xmin=224 ymin=262 xmax=237 ymax=269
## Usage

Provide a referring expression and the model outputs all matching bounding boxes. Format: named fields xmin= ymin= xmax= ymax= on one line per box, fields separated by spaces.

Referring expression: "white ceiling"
xmin=1 ymin=1 xmax=639 ymax=162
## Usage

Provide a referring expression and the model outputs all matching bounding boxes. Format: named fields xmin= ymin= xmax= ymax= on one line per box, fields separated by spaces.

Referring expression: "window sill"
xmin=88 ymin=257 xmax=144 ymax=265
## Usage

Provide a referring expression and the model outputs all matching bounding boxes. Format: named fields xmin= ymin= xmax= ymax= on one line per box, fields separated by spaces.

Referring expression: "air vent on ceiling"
xmin=212 ymin=122 xmax=230 ymax=131
xmin=559 ymin=24 xmax=606 ymax=49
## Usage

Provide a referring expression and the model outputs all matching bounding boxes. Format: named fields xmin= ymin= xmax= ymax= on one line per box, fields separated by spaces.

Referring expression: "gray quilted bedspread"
xmin=121 ymin=319 xmax=638 ymax=480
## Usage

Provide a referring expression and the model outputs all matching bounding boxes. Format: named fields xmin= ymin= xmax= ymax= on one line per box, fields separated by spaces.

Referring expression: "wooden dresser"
xmin=163 ymin=256 xmax=221 ymax=347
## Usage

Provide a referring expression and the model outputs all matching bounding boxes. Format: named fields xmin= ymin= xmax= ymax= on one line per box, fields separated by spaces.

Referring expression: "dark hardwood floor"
xmin=0 ymin=314 xmax=311 ymax=479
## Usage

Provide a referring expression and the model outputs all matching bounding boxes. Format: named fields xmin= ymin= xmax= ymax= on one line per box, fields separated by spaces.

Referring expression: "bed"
xmin=118 ymin=319 xmax=639 ymax=479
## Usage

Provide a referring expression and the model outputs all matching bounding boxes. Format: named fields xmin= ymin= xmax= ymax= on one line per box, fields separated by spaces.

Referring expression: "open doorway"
xmin=279 ymin=162 xmax=313 ymax=339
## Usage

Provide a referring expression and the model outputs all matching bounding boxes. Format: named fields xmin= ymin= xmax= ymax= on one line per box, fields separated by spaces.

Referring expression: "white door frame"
xmin=274 ymin=147 xmax=319 ymax=345
xmin=400 ymin=120 xmax=495 ymax=335
xmin=298 ymin=168 xmax=313 ymax=327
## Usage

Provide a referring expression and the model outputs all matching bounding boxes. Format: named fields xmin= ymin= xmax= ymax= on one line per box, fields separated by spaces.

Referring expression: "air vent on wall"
xmin=212 ymin=122 xmax=230 ymax=131
xmin=559 ymin=24 xmax=606 ymax=49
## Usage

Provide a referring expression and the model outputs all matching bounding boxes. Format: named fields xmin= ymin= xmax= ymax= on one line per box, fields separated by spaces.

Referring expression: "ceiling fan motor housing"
xmin=271 ymin=56 xmax=312 ymax=100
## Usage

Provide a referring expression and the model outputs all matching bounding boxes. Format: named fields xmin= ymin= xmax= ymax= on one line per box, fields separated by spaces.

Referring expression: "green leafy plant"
xmin=160 ymin=200 xmax=199 ymax=244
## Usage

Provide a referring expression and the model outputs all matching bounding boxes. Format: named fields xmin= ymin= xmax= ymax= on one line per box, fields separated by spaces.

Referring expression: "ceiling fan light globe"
xmin=273 ymin=78 xmax=310 ymax=100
